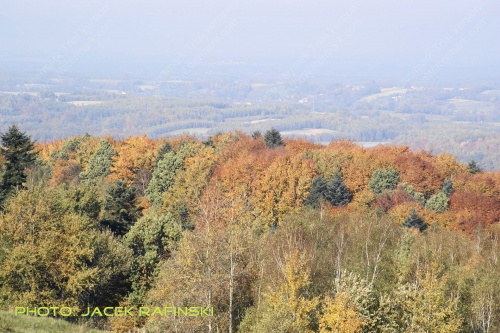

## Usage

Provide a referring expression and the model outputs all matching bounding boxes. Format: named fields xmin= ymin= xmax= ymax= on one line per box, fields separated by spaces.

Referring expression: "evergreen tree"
xmin=305 ymin=176 xmax=328 ymax=207
xmin=146 ymin=144 xmax=192 ymax=206
xmin=369 ymin=167 xmax=400 ymax=195
xmin=402 ymin=209 xmax=427 ymax=232
xmin=125 ymin=211 xmax=183 ymax=305
xmin=101 ymin=180 xmax=143 ymax=236
xmin=264 ymin=128 xmax=285 ymax=149
xmin=324 ymin=172 xmax=352 ymax=207
xmin=425 ymin=191 xmax=449 ymax=213
xmin=80 ymin=139 xmax=117 ymax=185
xmin=467 ymin=160 xmax=481 ymax=174
xmin=251 ymin=130 xmax=262 ymax=139
xmin=0 ymin=125 xmax=37 ymax=204
xmin=154 ymin=141 xmax=172 ymax=166
xmin=442 ymin=178 xmax=454 ymax=196
xmin=399 ymin=183 xmax=426 ymax=206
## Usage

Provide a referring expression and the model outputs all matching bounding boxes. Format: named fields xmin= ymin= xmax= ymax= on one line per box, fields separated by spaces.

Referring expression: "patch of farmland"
xmin=360 ymin=87 xmax=408 ymax=102
xmin=281 ymin=128 xmax=340 ymax=136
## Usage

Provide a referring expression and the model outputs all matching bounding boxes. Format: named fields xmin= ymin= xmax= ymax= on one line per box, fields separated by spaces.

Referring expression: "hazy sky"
xmin=1 ymin=0 xmax=499 ymax=78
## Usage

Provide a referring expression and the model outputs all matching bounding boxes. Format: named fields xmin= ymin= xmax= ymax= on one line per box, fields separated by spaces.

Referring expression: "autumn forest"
xmin=0 ymin=125 xmax=500 ymax=332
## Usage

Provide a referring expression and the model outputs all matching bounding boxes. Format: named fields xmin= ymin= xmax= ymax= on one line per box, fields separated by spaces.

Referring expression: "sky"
xmin=1 ymin=0 xmax=499 ymax=79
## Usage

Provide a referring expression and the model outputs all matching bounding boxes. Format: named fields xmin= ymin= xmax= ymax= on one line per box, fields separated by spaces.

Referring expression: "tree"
xmin=324 ymin=172 xmax=352 ymax=207
xmin=368 ymin=167 xmax=399 ymax=195
xmin=125 ymin=211 xmax=183 ymax=305
xmin=80 ymin=139 xmax=117 ymax=185
xmin=146 ymin=143 xmax=193 ymax=206
xmin=402 ymin=209 xmax=427 ymax=232
xmin=263 ymin=128 xmax=284 ymax=149
xmin=305 ymin=176 xmax=328 ymax=208
xmin=101 ymin=180 xmax=143 ymax=236
xmin=425 ymin=191 xmax=449 ymax=213
xmin=0 ymin=185 xmax=132 ymax=311
xmin=320 ymin=272 xmax=376 ymax=333
xmin=154 ymin=141 xmax=172 ymax=166
xmin=0 ymin=125 xmax=37 ymax=204
xmin=251 ymin=131 xmax=261 ymax=139
xmin=108 ymin=135 xmax=157 ymax=184
xmin=467 ymin=160 xmax=482 ymax=174
xmin=442 ymin=177 xmax=454 ymax=196
xmin=239 ymin=250 xmax=320 ymax=333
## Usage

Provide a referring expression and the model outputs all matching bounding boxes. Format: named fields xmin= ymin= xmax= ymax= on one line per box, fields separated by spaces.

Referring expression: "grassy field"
xmin=281 ymin=128 xmax=339 ymax=136
xmin=66 ymin=101 xmax=104 ymax=106
xmin=360 ymin=87 xmax=408 ymax=102
xmin=166 ymin=127 xmax=212 ymax=136
xmin=447 ymin=98 xmax=494 ymax=112
xmin=0 ymin=311 xmax=105 ymax=333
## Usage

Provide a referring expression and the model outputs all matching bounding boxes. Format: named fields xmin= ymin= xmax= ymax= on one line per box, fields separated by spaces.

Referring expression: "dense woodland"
xmin=0 ymin=125 xmax=499 ymax=332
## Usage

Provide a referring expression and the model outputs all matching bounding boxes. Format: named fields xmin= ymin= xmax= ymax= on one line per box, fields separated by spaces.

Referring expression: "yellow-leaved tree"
xmin=239 ymin=249 xmax=320 ymax=333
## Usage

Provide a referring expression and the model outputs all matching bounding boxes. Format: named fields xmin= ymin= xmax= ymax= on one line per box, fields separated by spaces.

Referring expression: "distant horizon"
xmin=2 ymin=0 xmax=499 ymax=82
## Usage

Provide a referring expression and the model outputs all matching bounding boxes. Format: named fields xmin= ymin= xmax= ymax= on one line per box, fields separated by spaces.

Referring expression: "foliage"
xmin=263 ymin=128 xmax=285 ymax=149
xmin=305 ymin=176 xmax=328 ymax=208
xmin=80 ymin=139 xmax=117 ymax=185
xmin=240 ymin=250 xmax=320 ymax=333
xmin=402 ymin=209 xmax=427 ymax=232
xmin=398 ymin=182 xmax=426 ymax=205
xmin=125 ymin=211 xmax=183 ymax=306
xmin=468 ymin=159 xmax=482 ymax=174
xmin=0 ymin=125 xmax=37 ymax=205
xmin=0 ymin=132 xmax=499 ymax=331
xmin=0 ymin=186 xmax=131 ymax=312
xmin=251 ymin=130 xmax=261 ymax=139
xmin=146 ymin=142 xmax=193 ymax=206
xmin=368 ymin=167 xmax=400 ymax=195
xmin=101 ymin=180 xmax=143 ymax=236
xmin=425 ymin=191 xmax=449 ymax=213
xmin=442 ymin=177 xmax=454 ymax=196
xmin=324 ymin=172 xmax=352 ymax=207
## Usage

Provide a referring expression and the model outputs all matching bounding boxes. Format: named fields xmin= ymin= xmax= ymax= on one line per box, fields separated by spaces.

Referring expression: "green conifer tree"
xmin=264 ymin=128 xmax=285 ymax=149
xmin=305 ymin=176 xmax=328 ymax=207
xmin=146 ymin=144 xmax=192 ymax=206
xmin=101 ymin=180 xmax=143 ymax=236
xmin=402 ymin=209 xmax=427 ymax=232
xmin=324 ymin=172 xmax=352 ymax=207
xmin=441 ymin=178 xmax=454 ymax=196
xmin=251 ymin=130 xmax=262 ymax=139
xmin=467 ymin=160 xmax=481 ymax=174
xmin=425 ymin=191 xmax=449 ymax=213
xmin=0 ymin=125 xmax=37 ymax=204
xmin=369 ymin=167 xmax=400 ymax=195
xmin=80 ymin=139 xmax=117 ymax=185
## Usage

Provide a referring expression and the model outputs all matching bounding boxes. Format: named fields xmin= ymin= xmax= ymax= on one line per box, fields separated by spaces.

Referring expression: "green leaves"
xmin=368 ymin=167 xmax=400 ymax=195
xmin=101 ymin=180 xmax=143 ymax=236
xmin=425 ymin=191 xmax=449 ymax=213
xmin=306 ymin=173 xmax=352 ymax=208
xmin=146 ymin=144 xmax=192 ymax=206
xmin=0 ymin=125 xmax=37 ymax=205
xmin=402 ymin=209 xmax=427 ymax=232
xmin=80 ymin=140 xmax=117 ymax=185
xmin=263 ymin=128 xmax=284 ymax=149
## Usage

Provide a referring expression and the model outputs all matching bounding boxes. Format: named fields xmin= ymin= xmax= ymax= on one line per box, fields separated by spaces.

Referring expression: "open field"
xmin=246 ymin=118 xmax=279 ymax=124
xmin=281 ymin=128 xmax=340 ymax=136
xmin=447 ymin=98 xmax=494 ymax=112
xmin=66 ymin=101 xmax=104 ymax=106
xmin=0 ymin=91 xmax=38 ymax=96
xmin=360 ymin=87 xmax=408 ymax=102
xmin=0 ymin=311 xmax=105 ymax=333
xmin=166 ymin=127 xmax=212 ymax=136
xmin=482 ymin=89 xmax=500 ymax=97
